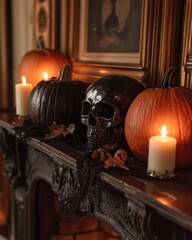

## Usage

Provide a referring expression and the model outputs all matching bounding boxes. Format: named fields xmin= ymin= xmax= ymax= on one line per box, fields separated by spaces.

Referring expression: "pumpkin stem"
xmin=58 ymin=65 xmax=71 ymax=81
xmin=158 ymin=67 xmax=176 ymax=88
xmin=36 ymin=36 xmax=45 ymax=51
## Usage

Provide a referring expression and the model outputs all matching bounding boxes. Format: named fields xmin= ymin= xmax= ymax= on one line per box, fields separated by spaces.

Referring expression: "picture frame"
xmin=181 ymin=0 xmax=192 ymax=87
xmin=79 ymin=0 xmax=145 ymax=65
xmin=32 ymin=0 xmax=184 ymax=86
xmin=69 ymin=0 xmax=151 ymax=82
xmin=33 ymin=0 xmax=59 ymax=49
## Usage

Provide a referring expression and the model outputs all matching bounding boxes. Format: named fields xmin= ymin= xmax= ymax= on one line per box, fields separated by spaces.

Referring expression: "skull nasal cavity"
xmin=89 ymin=113 xmax=97 ymax=127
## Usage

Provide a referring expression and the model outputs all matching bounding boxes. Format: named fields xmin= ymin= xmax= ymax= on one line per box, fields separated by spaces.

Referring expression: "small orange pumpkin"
xmin=125 ymin=67 xmax=192 ymax=168
xmin=18 ymin=37 xmax=71 ymax=86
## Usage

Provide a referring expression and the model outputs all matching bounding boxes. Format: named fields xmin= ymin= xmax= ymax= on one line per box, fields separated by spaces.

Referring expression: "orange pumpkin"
xmin=125 ymin=67 xmax=192 ymax=168
xmin=18 ymin=37 xmax=71 ymax=86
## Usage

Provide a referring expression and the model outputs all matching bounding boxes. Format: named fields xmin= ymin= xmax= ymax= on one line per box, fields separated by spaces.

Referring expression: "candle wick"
xmin=22 ymin=76 xmax=27 ymax=84
xmin=161 ymin=125 xmax=167 ymax=137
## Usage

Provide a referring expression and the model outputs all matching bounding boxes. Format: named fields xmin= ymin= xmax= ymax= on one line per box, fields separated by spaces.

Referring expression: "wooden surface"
xmin=0 ymin=109 xmax=192 ymax=239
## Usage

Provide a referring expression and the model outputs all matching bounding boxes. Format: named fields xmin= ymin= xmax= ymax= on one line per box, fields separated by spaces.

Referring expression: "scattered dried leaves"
xmin=45 ymin=122 xmax=75 ymax=140
xmin=91 ymin=148 xmax=129 ymax=171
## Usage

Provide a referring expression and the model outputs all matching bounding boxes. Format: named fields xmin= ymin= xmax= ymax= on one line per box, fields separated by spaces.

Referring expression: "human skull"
xmin=81 ymin=75 xmax=145 ymax=151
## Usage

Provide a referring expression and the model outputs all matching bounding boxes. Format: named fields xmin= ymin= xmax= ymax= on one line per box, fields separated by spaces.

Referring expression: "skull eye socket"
xmin=82 ymin=101 xmax=91 ymax=116
xmin=97 ymin=103 xmax=114 ymax=119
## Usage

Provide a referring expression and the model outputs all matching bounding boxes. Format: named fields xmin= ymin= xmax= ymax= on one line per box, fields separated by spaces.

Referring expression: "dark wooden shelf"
xmin=0 ymin=109 xmax=192 ymax=240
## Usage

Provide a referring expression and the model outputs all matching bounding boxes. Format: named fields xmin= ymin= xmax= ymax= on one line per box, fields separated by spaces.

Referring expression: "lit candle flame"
xmin=22 ymin=76 xmax=26 ymax=84
xmin=161 ymin=125 xmax=167 ymax=138
xmin=44 ymin=72 xmax=49 ymax=80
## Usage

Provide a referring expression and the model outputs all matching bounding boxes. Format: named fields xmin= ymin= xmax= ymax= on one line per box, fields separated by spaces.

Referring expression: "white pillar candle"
xmin=15 ymin=76 xmax=33 ymax=116
xmin=147 ymin=125 xmax=177 ymax=176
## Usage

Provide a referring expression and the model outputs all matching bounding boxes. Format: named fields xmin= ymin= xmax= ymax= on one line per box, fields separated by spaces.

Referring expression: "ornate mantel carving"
xmin=1 ymin=117 xmax=192 ymax=240
xmin=0 ymin=127 xmax=17 ymax=186
xmin=50 ymin=161 xmax=79 ymax=196
xmin=48 ymin=152 xmax=151 ymax=240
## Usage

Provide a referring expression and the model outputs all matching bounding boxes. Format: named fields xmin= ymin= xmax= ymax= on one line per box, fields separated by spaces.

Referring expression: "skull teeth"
xmin=87 ymin=128 xmax=112 ymax=145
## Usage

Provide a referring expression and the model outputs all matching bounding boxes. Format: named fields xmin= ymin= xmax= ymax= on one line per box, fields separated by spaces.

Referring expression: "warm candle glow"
xmin=15 ymin=77 xmax=33 ymax=116
xmin=161 ymin=125 xmax=167 ymax=138
xmin=44 ymin=72 xmax=49 ymax=80
xmin=147 ymin=124 xmax=176 ymax=178
xmin=22 ymin=76 xmax=27 ymax=84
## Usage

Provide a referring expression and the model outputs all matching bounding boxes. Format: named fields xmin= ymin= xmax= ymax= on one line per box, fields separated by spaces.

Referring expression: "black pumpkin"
xmin=29 ymin=65 xmax=88 ymax=135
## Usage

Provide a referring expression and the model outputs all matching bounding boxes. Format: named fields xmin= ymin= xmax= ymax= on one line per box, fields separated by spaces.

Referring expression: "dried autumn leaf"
xmin=45 ymin=122 xmax=75 ymax=140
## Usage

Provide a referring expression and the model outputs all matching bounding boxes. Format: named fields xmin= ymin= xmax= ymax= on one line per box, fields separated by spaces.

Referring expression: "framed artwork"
xmin=33 ymin=0 xmax=58 ymax=49
xmin=78 ymin=0 xmax=146 ymax=65
xmin=181 ymin=0 xmax=192 ymax=87
xmin=68 ymin=0 xmax=183 ymax=84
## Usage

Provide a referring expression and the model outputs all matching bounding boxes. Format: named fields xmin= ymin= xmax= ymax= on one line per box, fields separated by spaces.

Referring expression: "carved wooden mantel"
xmin=0 ymin=110 xmax=192 ymax=240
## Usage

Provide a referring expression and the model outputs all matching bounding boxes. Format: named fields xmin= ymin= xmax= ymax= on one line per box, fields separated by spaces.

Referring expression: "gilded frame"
xmin=32 ymin=0 xmax=184 ymax=85
xmin=69 ymin=0 xmax=151 ymax=82
xmin=78 ymin=0 xmax=144 ymax=65
xmin=180 ymin=0 xmax=192 ymax=87
xmin=33 ymin=0 xmax=58 ymax=49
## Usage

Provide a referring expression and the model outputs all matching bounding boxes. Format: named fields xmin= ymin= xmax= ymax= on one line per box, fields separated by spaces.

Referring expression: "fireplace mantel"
xmin=0 ymin=110 xmax=192 ymax=240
